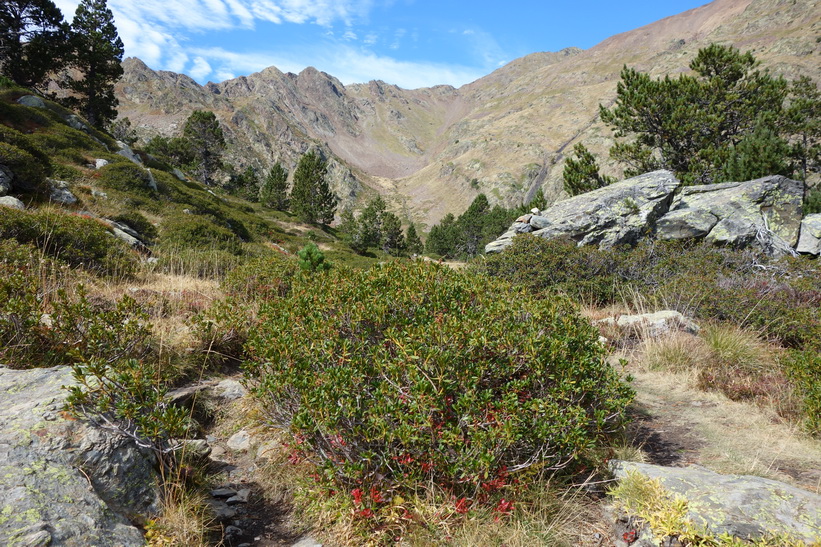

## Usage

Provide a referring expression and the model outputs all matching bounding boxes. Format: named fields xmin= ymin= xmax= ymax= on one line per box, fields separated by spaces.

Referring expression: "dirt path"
xmin=625 ymin=367 xmax=821 ymax=494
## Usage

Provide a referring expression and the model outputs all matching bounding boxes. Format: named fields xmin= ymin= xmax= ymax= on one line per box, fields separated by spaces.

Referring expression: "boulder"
xmin=610 ymin=460 xmax=821 ymax=544
xmin=486 ymin=170 xmax=680 ymax=253
xmin=0 ymin=196 xmax=25 ymax=210
xmin=657 ymin=175 xmax=804 ymax=256
xmin=485 ymin=173 xmax=806 ymax=257
xmin=116 ymin=141 xmax=143 ymax=165
xmin=95 ymin=159 xmax=109 ymax=169
xmin=16 ymin=95 xmax=46 ymax=109
xmin=593 ymin=310 xmax=700 ymax=339
xmin=0 ymin=164 xmax=13 ymax=196
xmin=0 ymin=366 xmax=160 ymax=546
xmin=48 ymin=180 xmax=78 ymax=205
xmin=64 ymin=115 xmax=90 ymax=133
xmin=796 ymin=214 xmax=821 ymax=256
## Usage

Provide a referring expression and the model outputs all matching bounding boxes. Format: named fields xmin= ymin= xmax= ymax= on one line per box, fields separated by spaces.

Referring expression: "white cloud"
xmin=189 ymin=57 xmax=213 ymax=80
xmin=363 ymin=33 xmax=378 ymax=45
xmin=343 ymin=30 xmax=357 ymax=41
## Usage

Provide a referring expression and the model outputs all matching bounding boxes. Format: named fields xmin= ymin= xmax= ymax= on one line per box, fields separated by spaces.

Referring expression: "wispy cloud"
xmin=51 ymin=0 xmax=487 ymax=88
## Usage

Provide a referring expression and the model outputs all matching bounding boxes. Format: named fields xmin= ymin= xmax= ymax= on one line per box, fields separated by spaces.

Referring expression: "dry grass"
xmin=637 ymin=332 xmax=711 ymax=373
xmin=146 ymin=481 xmax=217 ymax=546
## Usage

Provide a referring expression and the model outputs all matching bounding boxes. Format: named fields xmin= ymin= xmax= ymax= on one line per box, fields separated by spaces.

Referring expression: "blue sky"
xmin=53 ymin=0 xmax=709 ymax=89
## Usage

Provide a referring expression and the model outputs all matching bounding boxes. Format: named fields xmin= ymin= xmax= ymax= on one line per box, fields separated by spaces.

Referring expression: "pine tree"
xmin=600 ymin=44 xmax=788 ymax=184
xmin=183 ymin=110 xmax=224 ymax=186
xmin=405 ymin=223 xmax=423 ymax=255
xmin=358 ymin=196 xmax=387 ymax=248
xmin=297 ymin=242 xmax=331 ymax=272
xmin=455 ymin=194 xmax=490 ymax=258
xmin=0 ymin=0 xmax=68 ymax=90
xmin=338 ymin=208 xmax=368 ymax=254
xmin=563 ymin=143 xmax=615 ymax=196
xmin=528 ymin=188 xmax=548 ymax=212
xmin=259 ymin=162 xmax=289 ymax=210
xmin=785 ymin=76 xmax=821 ymax=182
xmin=425 ymin=213 xmax=457 ymax=257
xmin=722 ymin=118 xmax=791 ymax=182
xmin=290 ymin=150 xmax=337 ymax=226
xmin=108 ymin=116 xmax=136 ymax=144
xmin=65 ymin=0 xmax=123 ymax=128
xmin=381 ymin=211 xmax=405 ymax=256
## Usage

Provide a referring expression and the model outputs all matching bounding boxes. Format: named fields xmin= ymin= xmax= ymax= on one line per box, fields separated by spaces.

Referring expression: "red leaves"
xmin=454 ymin=497 xmax=470 ymax=514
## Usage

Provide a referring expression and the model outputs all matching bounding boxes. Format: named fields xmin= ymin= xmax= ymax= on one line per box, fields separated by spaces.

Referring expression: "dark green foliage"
xmin=358 ymin=196 xmax=387 ymax=249
xmin=786 ymin=76 xmax=821 ymax=182
xmin=245 ymin=261 xmax=633 ymax=510
xmin=722 ymin=119 xmax=791 ymax=181
xmin=222 ymin=254 xmax=299 ymax=300
xmin=0 ymin=0 xmax=68 ymax=90
xmin=297 ymin=242 xmax=331 ymax=272
xmin=159 ymin=214 xmax=242 ymax=255
xmin=785 ymin=350 xmax=821 ymax=435
xmin=64 ymin=0 xmax=123 ymax=127
xmin=259 ymin=162 xmax=288 ymax=210
xmin=290 ymin=150 xmax=337 ymax=226
xmin=96 ymin=163 xmax=158 ymax=196
xmin=183 ymin=110 xmax=224 ymax=186
xmin=563 ymin=143 xmax=615 ymax=196
xmin=528 ymin=187 xmax=548 ymax=212
xmin=227 ymin=165 xmax=259 ymax=201
xmin=425 ymin=212 xmax=457 ymax=257
xmin=600 ymin=44 xmax=789 ymax=184
xmin=108 ymin=116 xmax=137 ymax=145
xmin=380 ymin=211 xmax=405 ymax=256
xmin=424 ymin=194 xmax=519 ymax=259
xmin=0 ymin=207 xmax=137 ymax=276
xmin=0 ymin=141 xmax=46 ymax=191
xmin=144 ymin=135 xmax=193 ymax=168
xmin=805 ymin=187 xmax=821 ymax=215
xmin=405 ymin=223 xmax=423 ymax=255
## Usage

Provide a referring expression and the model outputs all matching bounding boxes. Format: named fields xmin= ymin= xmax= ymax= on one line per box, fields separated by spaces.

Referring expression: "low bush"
xmin=245 ymin=261 xmax=634 ymax=528
xmin=159 ymin=215 xmax=242 ymax=255
xmin=0 ymin=141 xmax=47 ymax=191
xmin=96 ymin=163 xmax=159 ymax=197
xmin=0 ymin=207 xmax=138 ymax=277
xmin=111 ymin=211 xmax=158 ymax=243
xmin=785 ymin=350 xmax=821 ymax=435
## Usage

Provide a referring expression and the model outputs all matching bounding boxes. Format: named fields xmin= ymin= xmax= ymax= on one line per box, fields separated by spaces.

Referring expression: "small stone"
xmin=256 ymin=440 xmax=279 ymax=460
xmin=95 ymin=159 xmax=109 ymax=169
xmin=292 ymin=537 xmax=324 ymax=547
xmin=208 ymin=500 xmax=237 ymax=521
xmin=216 ymin=379 xmax=246 ymax=400
xmin=210 ymin=487 xmax=237 ymax=498
xmin=224 ymin=525 xmax=243 ymax=538
xmin=181 ymin=439 xmax=211 ymax=459
xmin=210 ymin=445 xmax=227 ymax=459
xmin=0 ymin=196 xmax=25 ymax=210
xmin=19 ymin=529 xmax=52 ymax=547
xmin=227 ymin=430 xmax=252 ymax=451
xmin=226 ymin=489 xmax=250 ymax=505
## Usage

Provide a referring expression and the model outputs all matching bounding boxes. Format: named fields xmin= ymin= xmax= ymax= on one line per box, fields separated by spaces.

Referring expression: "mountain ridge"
xmin=115 ymin=0 xmax=820 ymax=228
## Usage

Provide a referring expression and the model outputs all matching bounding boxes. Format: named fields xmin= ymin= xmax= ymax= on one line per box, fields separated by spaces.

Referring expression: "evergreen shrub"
xmin=0 ymin=207 xmax=137 ymax=276
xmin=245 ymin=261 xmax=634 ymax=513
xmin=0 ymin=141 xmax=47 ymax=191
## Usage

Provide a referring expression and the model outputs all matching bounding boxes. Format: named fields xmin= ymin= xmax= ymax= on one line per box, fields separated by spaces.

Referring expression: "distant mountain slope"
xmin=115 ymin=0 xmax=820 ymax=228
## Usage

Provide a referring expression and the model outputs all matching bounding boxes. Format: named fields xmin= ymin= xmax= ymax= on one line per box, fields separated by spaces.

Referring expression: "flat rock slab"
xmin=610 ymin=460 xmax=821 ymax=543
xmin=0 ymin=366 xmax=160 ymax=547
xmin=796 ymin=214 xmax=821 ymax=256
xmin=594 ymin=310 xmax=700 ymax=338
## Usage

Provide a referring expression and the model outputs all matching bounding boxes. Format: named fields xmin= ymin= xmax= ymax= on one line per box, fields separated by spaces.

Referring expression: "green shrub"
xmin=0 ymin=207 xmax=138 ymax=277
xmin=805 ymin=186 xmax=821 ymax=215
xmin=297 ymin=242 xmax=331 ymax=272
xmin=222 ymin=253 xmax=299 ymax=300
xmin=245 ymin=261 xmax=633 ymax=520
xmin=111 ymin=211 xmax=158 ymax=243
xmin=159 ymin=214 xmax=242 ymax=255
xmin=785 ymin=350 xmax=821 ymax=436
xmin=0 ymin=141 xmax=47 ymax=191
xmin=96 ymin=163 xmax=159 ymax=197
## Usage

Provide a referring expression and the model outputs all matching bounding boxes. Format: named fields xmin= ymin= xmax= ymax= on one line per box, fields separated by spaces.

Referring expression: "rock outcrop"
xmin=485 ymin=170 xmax=680 ymax=253
xmin=796 ymin=214 xmax=821 ymax=255
xmin=0 ymin=366 xmax=160 ymax=546
xmin=486 ymin=173 xmax=812 ymax=257
xmin=594 ymin=310 xmax=700 ymax=339
xmin=610 ymin=460 xmax=821 ymax=544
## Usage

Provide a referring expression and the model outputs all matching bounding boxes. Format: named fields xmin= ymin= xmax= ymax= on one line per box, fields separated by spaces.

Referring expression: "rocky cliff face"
xmin=114 ymin=0 xmax=821 ymax=228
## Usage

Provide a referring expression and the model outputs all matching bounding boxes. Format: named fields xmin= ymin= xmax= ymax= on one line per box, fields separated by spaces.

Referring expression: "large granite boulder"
xmin=486 ymin=170 xmax=680 ymax=253
xmin=0 ymin=196 xmax=25 ymax=210
xmin=610 ymin=460 xmax=821 ymax=544
xmin=486 ymin=173 xmax=807 ymax=257
xmin=657 ymin=175 xmax=804 ymax=256
xmin=796 ymin=214 xmax=821 ymax=256
xmin=0 ymin=366 xmax=160 ymax=546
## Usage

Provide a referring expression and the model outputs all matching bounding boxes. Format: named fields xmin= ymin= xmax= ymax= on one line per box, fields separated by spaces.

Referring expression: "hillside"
xmin=114 ymin=0 xmax=820 ymax=228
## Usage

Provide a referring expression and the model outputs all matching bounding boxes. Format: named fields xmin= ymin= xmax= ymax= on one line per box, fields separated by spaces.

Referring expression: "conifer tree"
xmin=722 ymin=118 xmax=791 ymax=182
xmin=405 ymin=223 xmax=423 ymax=255
xmin=455 ymin=194 xmax=490 ymax=258
xmin=338 ymin=208 xmax=368 ymax=254
xmin=183 ymin=110 xmax=224 ymax=186
xmin=65 ymin=0 xmax=123 ymax=128
xmin=290 ymin=150 xmax=337 ymax=226
xmin=785 ymin=76 xmax=821 ymax=182
xmin=358 ymin=196 xmax=387 ymax=248
xmin=563 ymin=143 xmax=615 ymax=196
xmin=259 ymin=162 xmax=289 ymax=210
xmin=600 ymin=44 xmax=788 ymax=184
xmin=0 ymin=0 xmax=68 ymax=90
xmin=425 ymin=213 xmax=457 ymax=257
xmin=380 ymin=211 xmax=405 ymax=256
